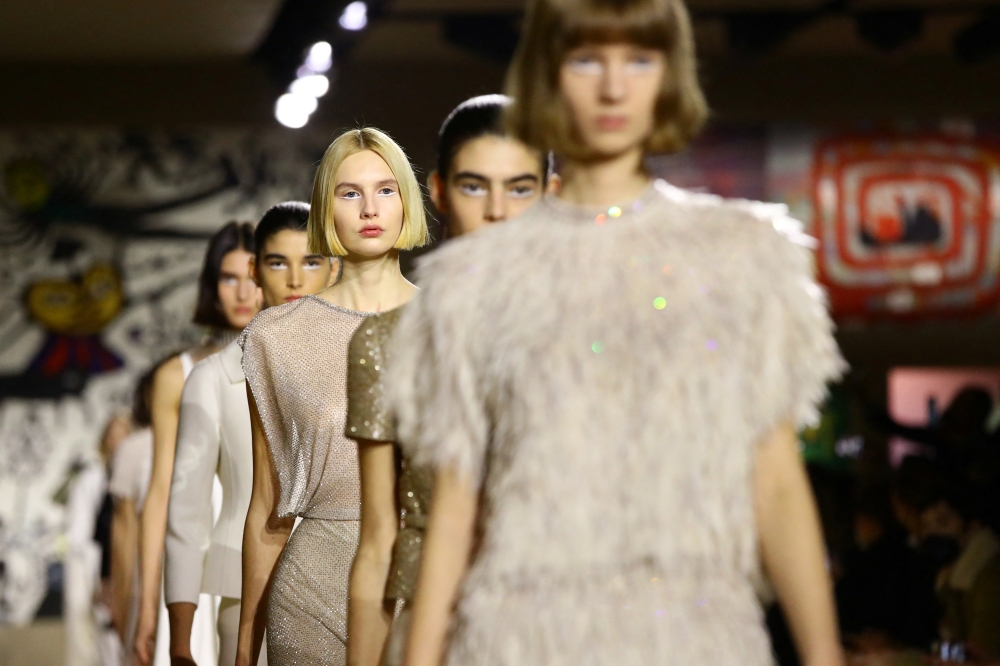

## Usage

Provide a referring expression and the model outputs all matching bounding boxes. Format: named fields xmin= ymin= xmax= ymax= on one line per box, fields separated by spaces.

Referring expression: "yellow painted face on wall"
xmin=27 ymin=263 xmax=123 ymax=336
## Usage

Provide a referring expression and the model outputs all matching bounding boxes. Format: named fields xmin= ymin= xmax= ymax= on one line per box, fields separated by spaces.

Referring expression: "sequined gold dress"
xmin=240 ymin=295 xmax=372 ymax=665
xmin=345 ymin=307 xmax=434 ymax=666
xmin=390 ymin=181 xmax=846 ymax=666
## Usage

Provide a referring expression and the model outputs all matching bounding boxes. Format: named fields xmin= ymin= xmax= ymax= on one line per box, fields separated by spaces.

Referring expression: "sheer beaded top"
xmin=240 ymin=295 xmax=372 ymax=520
xmin=346 ymin=307 xmax=434 ymax=601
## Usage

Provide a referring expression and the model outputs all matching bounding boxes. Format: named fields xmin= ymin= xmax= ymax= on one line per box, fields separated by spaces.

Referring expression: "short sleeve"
xmin=389 ymin=253 xmax=490 ymax=485
xmin=346 ymin=311 xmax=399 ymax=442
xmin=752 ymin=211 xmax=846 ymax=431
xmin=108 ymin=437 xmax=138 ymax=501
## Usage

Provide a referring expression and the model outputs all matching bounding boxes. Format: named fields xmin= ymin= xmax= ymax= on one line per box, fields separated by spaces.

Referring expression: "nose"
xmin=600 ymin=58 xmax=626 ymax=103
xmin=484 ymin=187 xmax=507 ymax=222
xmin=287 ymin=263 xmax=304 ymax=289
xmin=361 ymin=191 xmax=378 ymax=219
xmin=238 ymin=275 xmax=256 ymax=301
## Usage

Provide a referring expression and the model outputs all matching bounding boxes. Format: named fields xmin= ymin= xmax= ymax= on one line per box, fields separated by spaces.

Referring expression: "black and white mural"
xmin=0 ymin=129 xmax=322 ymax=625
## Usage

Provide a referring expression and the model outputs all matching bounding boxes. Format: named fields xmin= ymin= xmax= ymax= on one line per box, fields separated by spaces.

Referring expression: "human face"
xmin=252 ymin=229 xmax=336 ymax=308
xmin=920 ymin=500 xmax=966 ymax=541
xmin=559 ymin=43 xmax=666 ymax=157
xmin=432 ymin=135 xmax=546 ymax=236
xmin=216 ymin=249 xmax=261 ymax=329
xmin=332 ymin=150 xmax=405 ymax=258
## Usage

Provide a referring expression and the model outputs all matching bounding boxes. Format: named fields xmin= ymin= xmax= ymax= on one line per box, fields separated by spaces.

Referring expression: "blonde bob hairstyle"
xmin=505 ymin=0 xmax=708 ymax=159
xmin=308 ymin=127 xmax=428 ymax=257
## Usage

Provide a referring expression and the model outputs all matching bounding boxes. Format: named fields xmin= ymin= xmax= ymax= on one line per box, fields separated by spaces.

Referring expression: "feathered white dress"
xmin=390 ymin=180 xmax=845 ymax=666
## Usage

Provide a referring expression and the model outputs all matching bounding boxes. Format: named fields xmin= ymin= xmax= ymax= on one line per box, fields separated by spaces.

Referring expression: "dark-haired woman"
xmin=134 ymin=221 xmax=262 ymax=666
xmin=392 ymin=1 xmax=846 ymax=666
xmin=164 ymin=202 xmax=337 ymax=666
xmin=344 ymin=95 xmax=552 ymax=666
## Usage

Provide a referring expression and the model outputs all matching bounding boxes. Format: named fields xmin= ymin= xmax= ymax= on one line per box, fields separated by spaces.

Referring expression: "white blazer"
xmin=165 ymin=340 xmax=253 ymax=603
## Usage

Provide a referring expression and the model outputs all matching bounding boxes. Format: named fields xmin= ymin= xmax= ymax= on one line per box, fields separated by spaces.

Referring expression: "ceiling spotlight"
xmin=339 ymin=2 xmax=368 ymax=31
xmin=290 ymin=74 xmax=330 ymax=98
xmin=304 ymin=41 xmax=333 ymax=73
xmin=275 ymin=92 xmax=318 ymax=129
xmin=954 ymin=8 xmax=1000 ymax=64
xmin=856 ymin=10 xmax=924 ymax=52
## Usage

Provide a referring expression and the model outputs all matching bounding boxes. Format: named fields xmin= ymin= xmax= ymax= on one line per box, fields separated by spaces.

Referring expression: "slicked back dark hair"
xmin=255 ymin=201 xmax=311 ymax=261
xmin=192 ymin=221 xmax=256 ymax=329
xmin=437 ymin=94 xmax=551 ymax=183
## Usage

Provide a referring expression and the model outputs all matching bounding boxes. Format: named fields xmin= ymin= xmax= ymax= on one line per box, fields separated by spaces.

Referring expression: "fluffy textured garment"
xmin=390 ymin=180 xmax=845 ymax=666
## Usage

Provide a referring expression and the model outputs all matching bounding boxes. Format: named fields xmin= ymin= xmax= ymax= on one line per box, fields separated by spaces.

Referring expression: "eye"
xmin=509 ymin=184 xmax=537 ymax=199
xmin=219 ymin=275 xmax=237 ymax=286
xmin=625 ymin=52 xmax=660 ymax=73
xmin=458 ymin=182 xmax=487 ymax=197
xmin=565 ymin=53 xmax=602 ymax=75
xmin=266 ymin=260 xmax=287 ymax=270
xmin=304 ymin=259 xmax=324 ymax=270
xmin=340 ymin=190 xmax=361 ymax=199
xmin=378 ymin=186 xmax=396 ymax=196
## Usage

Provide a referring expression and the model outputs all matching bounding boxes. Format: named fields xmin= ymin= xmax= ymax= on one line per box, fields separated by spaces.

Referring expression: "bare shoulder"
xmin=152 ymin=355 xmax=185 ymax=401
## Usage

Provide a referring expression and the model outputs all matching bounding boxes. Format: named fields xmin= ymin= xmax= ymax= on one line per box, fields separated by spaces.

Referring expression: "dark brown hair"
xmin=192 ymin=221 xmax=255 ymax=329
xmin=504 ymin=0 xmax=708 ymax=159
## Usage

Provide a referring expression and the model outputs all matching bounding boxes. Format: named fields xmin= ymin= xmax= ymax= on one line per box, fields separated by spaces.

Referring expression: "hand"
xmin=133 ymin=608 xmax=157 ymax=666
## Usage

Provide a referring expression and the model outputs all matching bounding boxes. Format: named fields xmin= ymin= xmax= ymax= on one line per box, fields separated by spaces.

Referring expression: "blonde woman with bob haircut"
xmin=390 ymin=1 xmax=847 ymax=666
xmin=235 ymin=127 xmax=426 ymax=666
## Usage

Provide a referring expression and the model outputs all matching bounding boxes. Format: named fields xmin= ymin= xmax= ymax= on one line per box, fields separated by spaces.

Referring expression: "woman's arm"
xmin=402 ymin=467 xmax=478 ymax=666
xmin=348 ymin=441 xmax=399 ymax=666
xmin=236 ymin=383 xmax=293 ymax=666
xmin=755 ymin=422 xmax=843 ymax=666
xmin=110 ymin=497 xmax=138 ymax=642
xmin=134 ymin=357 xmax=184 ymax=665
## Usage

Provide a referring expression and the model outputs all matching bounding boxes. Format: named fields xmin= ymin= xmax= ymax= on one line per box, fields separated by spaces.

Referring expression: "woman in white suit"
xmin=164 ymin=202 xmax=337 ymax=665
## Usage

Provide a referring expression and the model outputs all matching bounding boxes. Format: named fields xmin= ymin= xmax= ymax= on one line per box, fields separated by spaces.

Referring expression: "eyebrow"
xmin=336 ymin=178 xmax=398 ymax=190
xmin=452 ymin=171 xmax=541 ymax=185
xmin=263 ymin=253 xmax=327 ymax=261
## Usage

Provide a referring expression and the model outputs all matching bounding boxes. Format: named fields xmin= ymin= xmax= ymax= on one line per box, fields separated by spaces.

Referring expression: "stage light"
xmin=290 ymin=74 xmax=330 ymax=98
xmin=275 ymin=93 xmax=318 ymax=129
xmin=339 ymin=2 xmax=368 ymax=31
xmin=305 ymin=41 xmax=333 ymax=73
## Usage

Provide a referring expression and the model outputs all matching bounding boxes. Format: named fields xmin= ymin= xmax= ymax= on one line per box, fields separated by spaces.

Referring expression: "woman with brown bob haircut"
xmin=390 ymin=1 xmax=846 ymax=666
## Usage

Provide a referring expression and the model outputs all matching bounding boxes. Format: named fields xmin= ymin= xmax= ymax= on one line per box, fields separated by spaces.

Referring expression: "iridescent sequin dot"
xmin=592 ymin=341 xmax=605 ymax=353
xmin=633 ymin=200 xmax=644 ymax=212
xmin=662 ymin=264 xmax=672 ymax=275
xmin=608 ymin=205 xmax=622 ymax=218
xmin=653 ymin=297 xmax=666 ymax=310
xmin=595 ymin=213 xmax=607 ymax=225
xmin=705 ymin=339 xmax=718 ymax=351
xmin=359 ymin=358 xmax=366 ymax=364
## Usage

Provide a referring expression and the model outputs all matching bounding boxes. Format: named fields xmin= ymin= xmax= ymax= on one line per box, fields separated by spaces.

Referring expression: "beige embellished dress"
xmin=390 ymin=180 xmax=845 ymax=666
xmin=346 ymin=306 xmax=434 ymax=666
xmin=240 ymin=295 xmax=373 ymax=665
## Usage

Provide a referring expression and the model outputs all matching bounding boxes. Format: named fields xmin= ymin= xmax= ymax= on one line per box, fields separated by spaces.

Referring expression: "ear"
xmin=249 ymin=256 xmax=260 ymax=286
xmin=428 ymin=170 xmax=447 ymax=214
xmin=545 ymin=172 xmax=562 ymax=196
xmin=327 ymin=257 xmax=340 ymax=287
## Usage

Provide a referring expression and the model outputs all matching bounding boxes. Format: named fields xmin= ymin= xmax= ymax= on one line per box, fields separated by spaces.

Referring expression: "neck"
xmin=323 ymin=249 xmax=412 ymax=313
xmin=558 ymin=147 xmax=648 ymax=208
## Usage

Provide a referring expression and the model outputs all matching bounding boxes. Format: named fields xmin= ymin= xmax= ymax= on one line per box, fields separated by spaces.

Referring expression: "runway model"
xmin=345 ymin=95 xmax=553 ymax=666
xmin=164 ymin=202 xmax=337 ymax=665
xmin=235 ymin=128 xmax=428 ymax=666
xmin=134 ymin=221 xmax=262 ymax=666
xmin=392 ymin=1 xmax=847 ymax=665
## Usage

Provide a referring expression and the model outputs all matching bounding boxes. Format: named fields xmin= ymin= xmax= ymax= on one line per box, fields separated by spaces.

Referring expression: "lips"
xmin=285 ymin=295 xmax=302 ymax=302
xmin=360 ymin=224 xmax=384 ymax=238
xmin=596 ymin=115 xmax=628 ymax=131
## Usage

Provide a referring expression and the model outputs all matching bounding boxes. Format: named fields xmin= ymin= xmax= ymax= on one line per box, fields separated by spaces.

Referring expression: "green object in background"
xmin=799 ymin=385 xmax=853 ymax=470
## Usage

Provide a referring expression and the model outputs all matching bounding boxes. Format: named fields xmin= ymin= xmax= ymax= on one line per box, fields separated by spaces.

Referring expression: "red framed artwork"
xmin=812 ymin=135 xmax=1000 ymax=317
